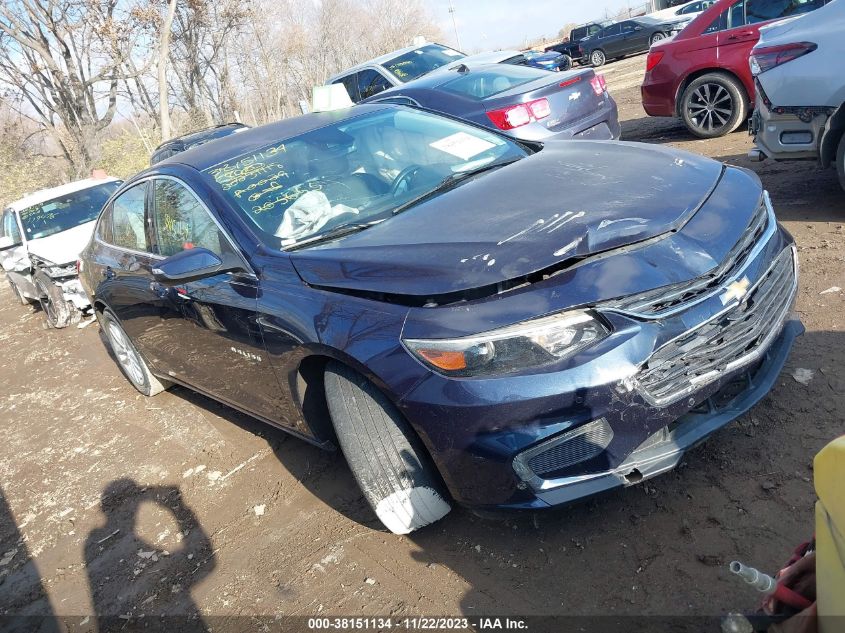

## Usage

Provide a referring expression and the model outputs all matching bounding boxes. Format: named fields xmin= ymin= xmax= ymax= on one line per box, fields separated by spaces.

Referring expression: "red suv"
xmin=642 ymin=0 xmax=830 ymax=138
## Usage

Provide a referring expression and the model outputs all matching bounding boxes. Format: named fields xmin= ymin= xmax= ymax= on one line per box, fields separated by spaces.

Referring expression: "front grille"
xmin=605 ymin=196 xmax=770 ymax=317
xmin=523 ymin=418 xmax=614 ymax=477
xmin=638 ymin=247 xmax=796 ymax=406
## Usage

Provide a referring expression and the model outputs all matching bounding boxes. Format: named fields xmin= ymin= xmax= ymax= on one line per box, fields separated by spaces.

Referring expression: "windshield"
xmin=203 ymin=108 xmax=529 ymax=249
xmin=18 ymin=181 xmax=120 ymax=240
xmin=383 ymin=44 xmax=465 ymax=82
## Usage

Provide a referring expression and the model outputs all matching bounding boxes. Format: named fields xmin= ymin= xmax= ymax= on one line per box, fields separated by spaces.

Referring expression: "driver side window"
xmin=151 ymin=179 xmax=227 ymax=258
xmin=1 ymin=209 xmax=22 ymax=246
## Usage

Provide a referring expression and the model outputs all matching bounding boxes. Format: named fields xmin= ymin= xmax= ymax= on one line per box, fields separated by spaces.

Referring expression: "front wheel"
xmin=100 ymin=309 xmax=171 ymax=396
xmin=590 ymin=49 xmax=606 ymax=67
xmin=324 ymin=362 xmax=451 ymax=534
xmin=681 ymin=73 xmax=747 ymax=138
xmin=650 ymin=32 xmax=666 ymax=45
xmin=34 ymin=271 xmax=78 ymax=328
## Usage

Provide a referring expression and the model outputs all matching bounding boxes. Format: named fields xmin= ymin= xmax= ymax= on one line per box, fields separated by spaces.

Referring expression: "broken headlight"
xmin=403 ymin=310 xmax=610 ymax=377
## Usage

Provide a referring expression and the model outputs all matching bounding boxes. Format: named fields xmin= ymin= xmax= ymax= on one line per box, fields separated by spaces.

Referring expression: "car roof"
xmin=7 ymin=176 xmax=121 ymax=212
xmin=157 ymin=104 xmax=394 ymax=172
xmin=326 ymin=43 xmax=461 ymax=81
xmin=154 ymin=123 xmax=248 ymax=152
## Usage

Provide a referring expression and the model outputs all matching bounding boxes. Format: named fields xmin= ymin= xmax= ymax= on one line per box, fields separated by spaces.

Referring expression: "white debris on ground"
xmin=819 ymin=286 xmax=841 ymax=295
xmin=253 ymin=504 xmax=266 ymax=517
xmin=791 ymin=368 xmax=815 ymax=386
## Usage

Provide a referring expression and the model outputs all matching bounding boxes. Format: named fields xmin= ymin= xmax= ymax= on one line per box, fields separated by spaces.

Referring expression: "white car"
xmin=647 ymin=0 xmax=714 ymax=22
xmin=748 ymin=0 xmax=845 ymax=191
xmin=0 ymin=176 xmax=121 ymax=327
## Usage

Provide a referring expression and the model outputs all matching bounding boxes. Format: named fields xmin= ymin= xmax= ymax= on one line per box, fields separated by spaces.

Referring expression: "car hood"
xmin=289 ymin=142 xmax=724 ymax=299
xmin=26 ymin=220 xmax=96 ymax=265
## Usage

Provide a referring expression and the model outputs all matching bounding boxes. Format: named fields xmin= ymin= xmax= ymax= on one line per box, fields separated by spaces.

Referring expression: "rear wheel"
xmin=836 ymin=133 xmax=845 ymax=192
xmin=100 ymin=309 xmax=171 ymax=396
xmin=590 ymin=49 xmax=606 ymax=67
xmin=650 ymin=32 xmax=667 ymax=45
xmin=681 ymin=73 xmax=747 ymax=138
xmin=324 ymin=361 xmax=451 ymax=534
xmin=34 ymin=271 xmax=78 ymax=328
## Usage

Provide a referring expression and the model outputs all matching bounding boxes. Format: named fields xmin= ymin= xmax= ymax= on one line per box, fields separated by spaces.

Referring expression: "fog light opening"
xmin=625 ymin=469 xmax=644 ymax=484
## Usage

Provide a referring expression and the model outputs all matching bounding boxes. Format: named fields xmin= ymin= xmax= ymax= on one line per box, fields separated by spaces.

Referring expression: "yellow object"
xmin=814 ymin=435 xmax=845 ymax=632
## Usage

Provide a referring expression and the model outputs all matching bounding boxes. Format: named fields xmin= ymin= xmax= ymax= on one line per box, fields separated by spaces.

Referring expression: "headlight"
xmin=403 ymin=310 xmax=610 ymax=377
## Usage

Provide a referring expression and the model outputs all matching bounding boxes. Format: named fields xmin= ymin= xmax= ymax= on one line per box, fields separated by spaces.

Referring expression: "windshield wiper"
xmin=285 ymin=218 xmax=385 ymax=251
xmin=392 ymin=157 xmax=521 ymax=216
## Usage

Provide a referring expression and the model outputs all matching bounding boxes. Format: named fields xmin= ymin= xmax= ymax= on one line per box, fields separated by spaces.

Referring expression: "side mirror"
xmin=635 ymin=26 xmax=644 ymax=31
xmin=152 ymin=247 xmax=243 ymax=283
xmin=0 ymin=235 xmax=18 ymax=251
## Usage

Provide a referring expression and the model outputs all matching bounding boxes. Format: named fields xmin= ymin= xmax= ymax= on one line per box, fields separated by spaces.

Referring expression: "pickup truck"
xmin=545 ymin=21 xmax=611 ymax=64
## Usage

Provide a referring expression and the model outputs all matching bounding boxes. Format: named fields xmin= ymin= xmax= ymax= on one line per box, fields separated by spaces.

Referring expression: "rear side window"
xmin=357 ymin=70 xmax=392 ymax=100
xmin=603 ymin=23 xmax=622 ymax=36
xmin=110 ymin=183 xmax=150 ymax=252
xmin=440 ymin=66 xmax=546 ymax=99
xmin=151 ymin=179 xmax=228 ymax=258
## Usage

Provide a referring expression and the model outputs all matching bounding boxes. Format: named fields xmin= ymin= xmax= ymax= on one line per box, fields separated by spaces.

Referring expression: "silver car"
xmin=748 ymin=0 xmax=845 ymax=190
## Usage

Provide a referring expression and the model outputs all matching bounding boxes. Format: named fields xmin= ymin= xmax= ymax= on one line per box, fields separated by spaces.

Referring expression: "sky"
xmin=426 ymin=0 xmax=654 ymax=51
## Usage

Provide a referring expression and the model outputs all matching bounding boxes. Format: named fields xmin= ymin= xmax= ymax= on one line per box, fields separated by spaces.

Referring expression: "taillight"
xmin=749 ymin=42 xmax=817 ymax=75
xmin=589 ymin=74 xmax=606 ymax=96
xmin=486 ymin=98 xmax=551 ymax=130
xmin=646 ymin=50 xmax=665 ymax=72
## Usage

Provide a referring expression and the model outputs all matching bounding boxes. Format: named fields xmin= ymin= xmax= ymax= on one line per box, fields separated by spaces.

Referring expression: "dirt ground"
xmin=0 ymin=55 xmax=843 ymax=629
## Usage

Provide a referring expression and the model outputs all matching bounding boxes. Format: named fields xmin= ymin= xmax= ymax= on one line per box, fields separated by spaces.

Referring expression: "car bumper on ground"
xmin=399 ymin=215 xmax=800 ymax=511
xmin=750 ymin=93 xmax=830 ymax=162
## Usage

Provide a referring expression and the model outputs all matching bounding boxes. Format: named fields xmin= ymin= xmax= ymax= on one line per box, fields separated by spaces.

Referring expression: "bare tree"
xmin=0 ymin=0 xmax=151 ymax=176
xmin=158 ymin=0 xmax=178 ymax=140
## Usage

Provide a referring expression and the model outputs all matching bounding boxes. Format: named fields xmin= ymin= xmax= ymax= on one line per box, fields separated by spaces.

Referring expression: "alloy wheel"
xmin=651 ymin=32 xmax=665 ymax=45
xmin=36 ymin=282 xmax=58 ymax=326
xmin=107 ymin=321 xmax=145 ymax=386
xmin=591 ymin=50 xmax=605 ymax=66
xmin=687 ymin=82 xmax=734 ymax=134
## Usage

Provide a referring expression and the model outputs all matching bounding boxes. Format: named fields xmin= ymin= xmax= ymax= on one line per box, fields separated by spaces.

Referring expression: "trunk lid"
xmin=485 ymin=68 xmax=604 ymax=132
xmin=289 ymin=142 xmax=723 ymax=299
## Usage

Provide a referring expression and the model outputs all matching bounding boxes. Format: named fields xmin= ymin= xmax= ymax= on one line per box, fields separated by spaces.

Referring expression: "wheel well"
xmin=296 ymin=355 xmax=335 ymax=444
xmin=675 ymin=68 xmax=749 ymax=117
xmin=820 ymin=103 xmax=845 ymax=168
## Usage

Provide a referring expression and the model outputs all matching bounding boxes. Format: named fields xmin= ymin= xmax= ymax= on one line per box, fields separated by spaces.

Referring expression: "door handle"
xmin=103 ymin=266 xmax=116 ymax=280
xmin=727 ymin=30 xmax=755 ymax=39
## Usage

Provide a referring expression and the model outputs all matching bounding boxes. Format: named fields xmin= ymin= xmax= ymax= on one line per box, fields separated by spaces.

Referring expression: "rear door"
xmin=715 ymin=0 xmax=827 ymax=95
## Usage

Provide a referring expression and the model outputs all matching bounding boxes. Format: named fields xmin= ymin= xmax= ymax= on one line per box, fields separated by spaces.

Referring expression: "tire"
xmin=559 ymin=54 xmax=573 ymax=72
xmin=100 ymin=309 xmax=171 ymax=396
xmin=34 ymin=271 xmax=78 ymax=328
xmin=650 ymin=32 xmax=666 ymax=45
xmin=681 ymin=72 xmax=747 ymax=139
xmin=836 ymin=132 xmax=845 ymax=193
xmin=9 ymin=280 xmax=30 ymax=305
xmin=324 ymin=362 xmax=451 ymax=534
xmin=590 ymin=49 xmax=606 ymax=67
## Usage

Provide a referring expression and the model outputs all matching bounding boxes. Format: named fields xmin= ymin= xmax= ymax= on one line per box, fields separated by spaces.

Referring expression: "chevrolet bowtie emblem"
xmin=720 ymin=277 xmax=751 ymax=305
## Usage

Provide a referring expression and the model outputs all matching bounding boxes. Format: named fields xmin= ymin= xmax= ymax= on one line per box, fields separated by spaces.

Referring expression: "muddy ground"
xmin=0 ymin=55 xmax=843 ymax=629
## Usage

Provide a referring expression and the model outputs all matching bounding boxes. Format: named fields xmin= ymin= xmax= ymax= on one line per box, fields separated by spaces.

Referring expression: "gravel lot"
xmin=1 ymin=54 xmax=842 ymax=627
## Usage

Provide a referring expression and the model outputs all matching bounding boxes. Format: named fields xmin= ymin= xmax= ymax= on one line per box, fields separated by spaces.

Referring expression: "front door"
xmin=145 ymin=176 xmax=286 ymax=423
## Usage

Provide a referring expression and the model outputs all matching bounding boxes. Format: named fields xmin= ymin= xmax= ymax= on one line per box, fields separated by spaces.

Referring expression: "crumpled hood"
xmin=290 ymin=142 xmax=724 ymax=298
xmin=26 ymin=221 xmax=96 ymax=266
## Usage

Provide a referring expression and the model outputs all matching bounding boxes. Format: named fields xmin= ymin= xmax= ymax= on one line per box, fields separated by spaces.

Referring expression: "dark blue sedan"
xmin=362 ymin=63 xmax=621 ymax=142
xmin=79 ymin=105 xmax=801 ymax=534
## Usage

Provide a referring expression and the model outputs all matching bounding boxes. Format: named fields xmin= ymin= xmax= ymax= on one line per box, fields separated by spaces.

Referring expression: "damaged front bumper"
xmin=520 ymin=317 xmax=802 ymax=508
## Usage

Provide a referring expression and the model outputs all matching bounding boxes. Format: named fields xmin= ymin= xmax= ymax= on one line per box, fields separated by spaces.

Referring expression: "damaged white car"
xmin=0 ymin=176 xmax=121 ymax=327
